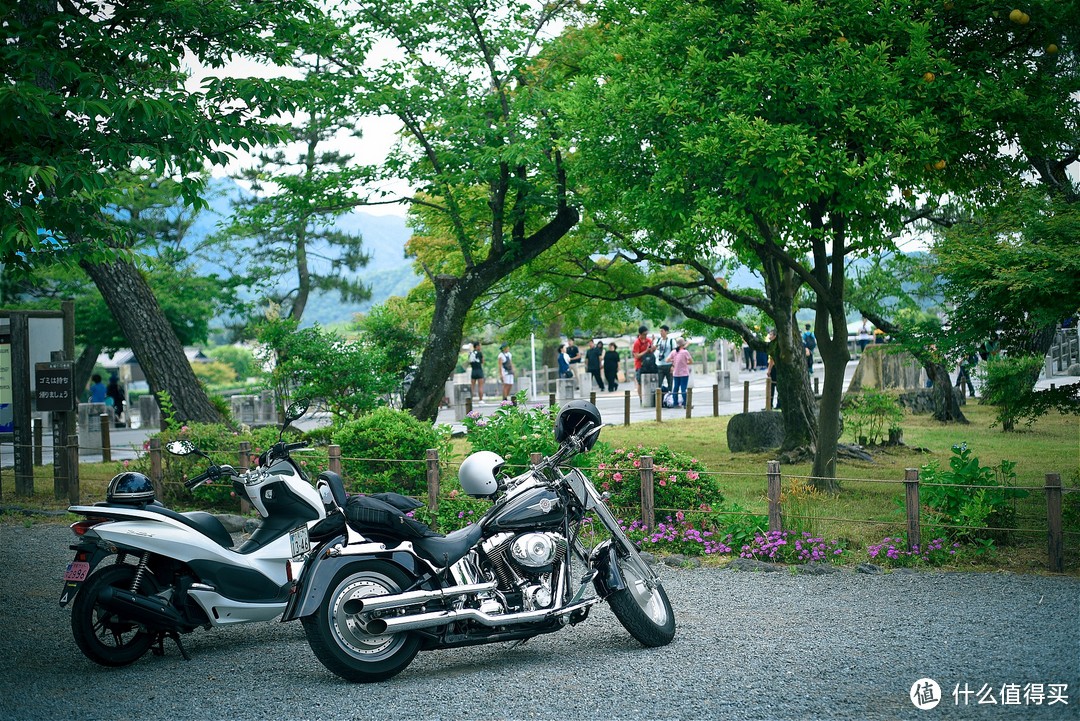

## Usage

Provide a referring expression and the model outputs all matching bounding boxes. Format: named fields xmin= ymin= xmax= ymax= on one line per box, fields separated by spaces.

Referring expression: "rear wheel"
xmin=607 ymin=551 xmax=675 ymax=647
xmin=302 ymin=560 xmax=420 ymax=682
xmin=71 ymin=563 xmax=156 ymax=666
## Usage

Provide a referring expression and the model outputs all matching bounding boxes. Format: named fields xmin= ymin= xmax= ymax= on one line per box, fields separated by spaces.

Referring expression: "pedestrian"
xmin=106 ymin=371 xmax=126 ymax=427
xmin=557 ymin=344 xmax=573 ymax=378
xmin=742 ymin=340 xmax=753 ymax=372
xmin=497 ymin=342 xmax=515 ymax=401
xmin=801 ymin=323 xmax=816 ymax=375
xmin=766 ymin=329 xmax=780 ymax=409
xmin=631 ymin=325 xmax=654 ymax=401
xmin=585 ymin=339 xmax=604 ymax=391
xmin=468 ymin=341 xmax=485 ymax=405
xmin=87 ymin=373 xmax=107 ymax=403
xmin=654 ymin=325 xmax=675 ymax=393
xmin=856 ymin=318 xmax=872 ymax=353
xmin=666 ymin=337 xmax=693 ymax=408
xmin=956 ymin=353 xmax=977 ymax=397
xmin=603 ymin=342 xmax=621 ymax=392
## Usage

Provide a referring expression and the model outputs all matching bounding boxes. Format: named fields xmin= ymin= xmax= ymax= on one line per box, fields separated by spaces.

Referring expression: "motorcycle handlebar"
xmin=184 ymin=464 xmax=239 ymax=489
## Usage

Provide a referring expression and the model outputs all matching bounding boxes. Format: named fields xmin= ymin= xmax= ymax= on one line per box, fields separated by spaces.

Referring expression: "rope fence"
xmin=6 ymin=429 xmax=1074 ymax=572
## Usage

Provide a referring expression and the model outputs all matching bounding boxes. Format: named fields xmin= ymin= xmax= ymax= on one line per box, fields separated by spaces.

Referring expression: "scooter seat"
xmin=411 ymin=523 xmax=485 ymax=567
xmin=144 ymin=506 xmax=235 ymax=548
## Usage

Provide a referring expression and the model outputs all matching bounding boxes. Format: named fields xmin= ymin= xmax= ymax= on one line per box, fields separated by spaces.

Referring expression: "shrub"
xmin=587 ymin=443 xmax=723 ymax=519
xmin=843 ymin=389 xmax=904 ymax=445
xmin=978 ymin=354 xmax=1060 ymax=431
xmin=415 ymin=477 xmax=492 ymax=533
xmin=619 ymin=512 xmax=733 ymax=556
xmin=462 ymin=391 xmax=559 ymax=470
xmin=919 ymin=443 xmax=1027 ymax=543
xmin=332 ymin=407 xmax=451 ymax=496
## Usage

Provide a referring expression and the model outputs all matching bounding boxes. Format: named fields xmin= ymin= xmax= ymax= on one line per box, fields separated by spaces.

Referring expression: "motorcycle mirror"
xmin=166 ymin=440 xmax=197 ymax=456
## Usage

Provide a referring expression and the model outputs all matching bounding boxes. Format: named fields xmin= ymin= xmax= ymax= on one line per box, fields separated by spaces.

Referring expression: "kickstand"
xmin=151 ymin=632 xmax=191 ymax=660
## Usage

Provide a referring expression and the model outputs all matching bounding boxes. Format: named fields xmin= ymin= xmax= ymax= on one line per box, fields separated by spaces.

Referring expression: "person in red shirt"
xmin=631 ymin=325 xmax=654 ymax=401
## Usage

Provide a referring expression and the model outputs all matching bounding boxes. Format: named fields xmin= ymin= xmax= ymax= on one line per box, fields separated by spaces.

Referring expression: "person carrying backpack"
xmin=802 ymin=323 xmax=817 ymax=375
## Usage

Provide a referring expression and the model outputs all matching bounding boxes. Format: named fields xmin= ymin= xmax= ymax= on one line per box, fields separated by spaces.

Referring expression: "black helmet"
xmin=554 ymin=400 xmax=603 ymax=450
xmin=107 ymin=472 xmax=155 ymax=504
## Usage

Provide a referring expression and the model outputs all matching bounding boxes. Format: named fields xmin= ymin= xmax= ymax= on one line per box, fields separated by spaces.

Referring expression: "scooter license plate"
xmin=289 ymin=526 xmax=310 ymax=560
xmin=63 ymin=561 xmax=90 ymax=582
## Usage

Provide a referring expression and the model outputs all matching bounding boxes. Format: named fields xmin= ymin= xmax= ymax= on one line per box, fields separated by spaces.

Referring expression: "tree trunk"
xmin=80 ymin=258 xmax=223 ymax=424
xmin=404 ymin=207 xmax=579 ymax=422
xmin=773 ymin=312 xmax=818 ymax=452
xmin=925 ymin=361 xmax=968 ymax=423
xmin=809 ymin=294 xmax=849 ymax=493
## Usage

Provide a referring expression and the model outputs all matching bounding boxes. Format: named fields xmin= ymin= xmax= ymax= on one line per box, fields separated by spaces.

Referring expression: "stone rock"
xmin=726 ymin=411 xmax=785 ymax=453
xmin=847 ymin=346 xmax=927 ymax=393
xmin=855 ymin=563 xmax=883 ymax=575
xmin=243 ymin=518 xmax=262 ymax=534
xmin=792 ymin=562 xmax=844 ymax=575
xmin=661 ymin=554 xmax=702 ymax=569
xmin=728 ymin=557 xmax=782 ymax=572
xmin=1067 ymin=363 xmax=1080 ymax=376
xmin=215 ymin=514 xmax=248 ymax=533
xmin=836 ymin=443 xmax=874 ymax=462
xmin=639 ymin=551 xmax=658 ymax=567
xmin=897 ymin=388 xmax=965 ymax=415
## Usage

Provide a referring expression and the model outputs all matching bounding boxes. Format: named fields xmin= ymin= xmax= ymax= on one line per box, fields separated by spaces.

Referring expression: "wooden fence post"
xmin=624 ymin=391 xmax=631 ymax=426
xmin=685 ymin=388 xmax=693 ymax=419
xmin=904 ymin=468 xmax=921 ymax=552
xmin=640 ymin=455 xmax=655 ymax=531
xmin=765 ymin=377 xmax=773 ymax=410
xmin=99 ymin=413 xmax=111 ymax=464
xmin=425 ymin=449 xmax=440 ymax=528
xmin=465 ymin=397 xmax=472 ymax=415
xmin=743 ymin=381 xmax=750 ymax=414
xmin=1046 ymin=473 xmax=1064 ymax=573
xmin=549 ymin=392 xmax=556 ymax=408
xmin=149 ymin=437 xmax=163 ymax=501
xmin=767 ymin=460 xmax=782 ymax=532
xmin=713 ymin=384 xmax=719 ymax=417
xmin=66 ymin=433 xmax=80 ymax=505
xmin=33 ymin=417 xmax=43 ymax=467
xmin=328 ymin=444 xmax=342 ymax=476
xmin=589 ymin=391 xmax=596 ymax=406
xmin=655 ymin=388 xmax=663 ymax=423
xmin=530 ymin=452 xmax=542 ymax=465
xmin=814 ymin=376 xmax=819 ymax=396
xmin=237 ymin=441 xmax=252 ymax=514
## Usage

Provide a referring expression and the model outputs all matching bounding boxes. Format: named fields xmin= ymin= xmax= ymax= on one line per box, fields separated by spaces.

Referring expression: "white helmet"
xmin=458 ymin=451 xmax=506 ymax=498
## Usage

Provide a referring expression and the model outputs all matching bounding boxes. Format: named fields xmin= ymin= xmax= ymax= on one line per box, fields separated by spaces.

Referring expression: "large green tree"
xmin=321 ymin=0 xmax=582 ymax=421
xmin=560 ymin=0 xmax=1076 ymax=486
xmin=3 ymin=0 xmax=324 ymax=422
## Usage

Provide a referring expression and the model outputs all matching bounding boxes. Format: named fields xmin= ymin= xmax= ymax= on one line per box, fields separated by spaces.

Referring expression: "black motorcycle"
xmin=284 ymin=400 xmax=675 ymax=682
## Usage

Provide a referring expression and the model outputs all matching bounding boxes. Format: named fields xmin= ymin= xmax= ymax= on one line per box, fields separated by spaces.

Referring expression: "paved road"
xmin=1 ymin=523 xmax=1077 ymax=721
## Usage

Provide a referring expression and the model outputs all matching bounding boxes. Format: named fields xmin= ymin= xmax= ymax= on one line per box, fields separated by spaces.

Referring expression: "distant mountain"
xmin=188 ymin=177 xmax=420 ymax=326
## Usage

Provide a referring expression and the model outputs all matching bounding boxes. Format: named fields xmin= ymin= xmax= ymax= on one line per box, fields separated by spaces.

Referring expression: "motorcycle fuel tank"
xmin=486 ymin=484 xmax=565 ymax=532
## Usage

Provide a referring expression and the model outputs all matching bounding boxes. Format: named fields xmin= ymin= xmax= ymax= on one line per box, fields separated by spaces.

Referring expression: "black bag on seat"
xmin=344 ymin=494 xmax=438 ymax=540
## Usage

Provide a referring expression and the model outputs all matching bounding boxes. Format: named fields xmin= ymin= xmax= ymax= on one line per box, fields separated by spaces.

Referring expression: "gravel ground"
xmin=2 ymin=522 xmax=1077 ymax=721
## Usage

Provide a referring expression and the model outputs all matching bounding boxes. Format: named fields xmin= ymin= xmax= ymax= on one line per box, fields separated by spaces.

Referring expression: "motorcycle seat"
xmin=317 ymin=471 xmax=348 ymax=508
xmin=411 ymin=523 xmax=484 ymax=567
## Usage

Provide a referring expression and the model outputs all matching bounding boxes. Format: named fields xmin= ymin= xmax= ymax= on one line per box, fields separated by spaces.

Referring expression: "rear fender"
xmin=589 ymin=540 xmax=626 ymax=599
xmin=59 ymin=539 xmax=117 ymax=608
xmin=281 ymin=535 xmax=428 ymax=621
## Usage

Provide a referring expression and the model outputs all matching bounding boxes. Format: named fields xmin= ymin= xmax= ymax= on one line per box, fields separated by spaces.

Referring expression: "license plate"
xmin=63 ymin=561 xmax=90 ymax=582
xmin=289 ymin=526 xmax=310 ymax=560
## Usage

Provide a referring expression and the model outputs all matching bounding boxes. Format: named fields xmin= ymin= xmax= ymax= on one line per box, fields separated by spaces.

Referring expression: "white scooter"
xmin=59 ymin=402 xmax=348 ymax=666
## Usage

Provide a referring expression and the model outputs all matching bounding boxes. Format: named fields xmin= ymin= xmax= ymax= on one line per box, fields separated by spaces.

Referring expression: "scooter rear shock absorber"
xmin=130 ymin=553 xmax=151 ymax=593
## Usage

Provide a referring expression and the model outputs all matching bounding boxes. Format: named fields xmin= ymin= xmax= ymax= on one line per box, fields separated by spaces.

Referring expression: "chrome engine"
xmin=467 ymin=532 xmax=566 ymax=612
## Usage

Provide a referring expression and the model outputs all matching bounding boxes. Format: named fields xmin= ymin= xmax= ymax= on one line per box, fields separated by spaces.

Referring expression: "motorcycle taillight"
xmin=70 ymin=519 xmax=106 ymax=536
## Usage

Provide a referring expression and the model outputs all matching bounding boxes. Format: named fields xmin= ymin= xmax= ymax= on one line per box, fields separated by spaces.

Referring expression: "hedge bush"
xmin=332 ymin=407 xmax=451 ymax=496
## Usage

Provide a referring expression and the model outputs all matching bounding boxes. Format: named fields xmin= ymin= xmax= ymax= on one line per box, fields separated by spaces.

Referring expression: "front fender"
xmin=589 ymin=540 xmax=626 ymax=599
xmin=281 ymin=535 xmax=428 ymax=621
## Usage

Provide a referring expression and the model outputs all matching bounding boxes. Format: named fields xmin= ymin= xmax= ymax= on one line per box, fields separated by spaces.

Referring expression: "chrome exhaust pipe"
xmin=342 ymin=582 xmax=497 ymax=615
xmin=365 ymin=597 xmax=599 ymax=635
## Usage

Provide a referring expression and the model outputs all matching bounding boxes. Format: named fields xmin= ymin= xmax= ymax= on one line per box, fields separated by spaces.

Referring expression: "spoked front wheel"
xmin=607 ymin=551 xmax=676 ymax=647
xmin=71 ymin=563 xmax=156 ymax=666
xmin=302 ymin=560 xmax=420 ymax=683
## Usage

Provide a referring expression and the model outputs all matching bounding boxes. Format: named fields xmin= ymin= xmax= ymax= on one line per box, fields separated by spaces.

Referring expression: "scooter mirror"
xmin=284 ymin=400 xmax=309 ymax=424
xmin=166 ymin=440 xmax=197 ymax=456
